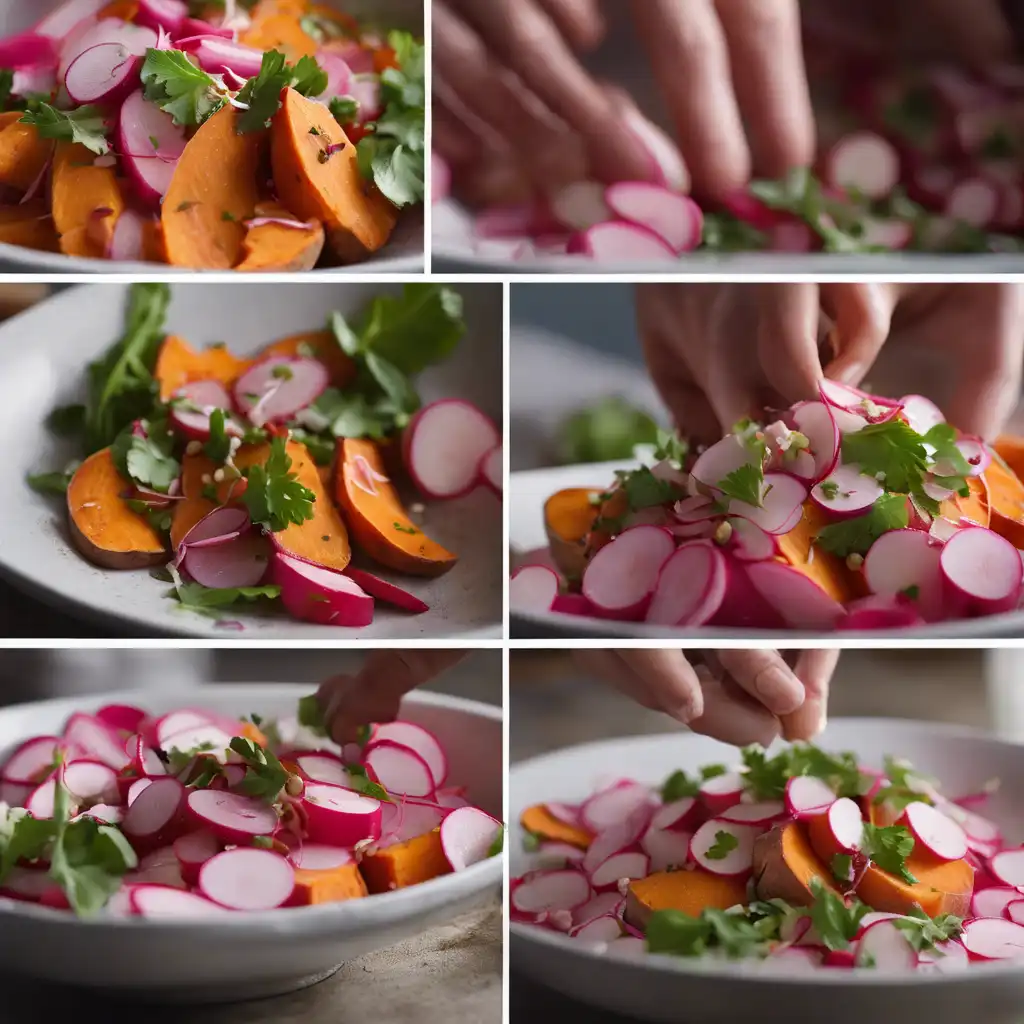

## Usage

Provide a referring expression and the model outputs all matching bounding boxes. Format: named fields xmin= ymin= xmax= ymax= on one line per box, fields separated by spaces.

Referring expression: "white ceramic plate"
xmin=510 ymin=718 xmax=1024 ymax=1024
xmin=0 ymin=282 xmax=503 ymax=639
xmin=0 ymin=0 xmax=424 ymax=273
xmin=0 ymin=684 xmax=502 ymax=1001
xmin=510 ymin=461 xmax=1024 ymax=639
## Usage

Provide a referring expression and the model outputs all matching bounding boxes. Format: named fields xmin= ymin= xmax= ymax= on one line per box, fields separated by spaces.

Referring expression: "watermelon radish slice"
xmin=371 ymin=722 xmax=447 ymax=788
xmin=604 ymin=182 xmax=703 ymax=253
xmin=855 ymin=919 xmax=919 ymax=969
xmin=439 ymin=806 xmax=502 ymax=871
xmin=199 ymin=847 xmax=295 ymax=910
xmin=746 ymin=561 xmax=848 ymax=630
xmin=302 ymin=783 xmax=382 ymax=846
xmin=971 ymin=887 xmax=1022 ymax=919
xmin=582 ymin=525 xmax=675 ymax=620
xmin=510 ymin=565 xmax=559 ymax=615
xmin=699 ymin=772 xmax=745 ymax=815
xmin=826 ymin=132 xmax=900 ymax=199
xmin=689 ymin=819 xmax=757 ymax=876
xmin=719 ymin=801 xmax=786 ymax=826
xmin=641 ymin=826 xmax=693 ymax=872
xmin=673 ymin=495 xmax=719 ymax=525
xmin=1 ymin=736 xmax=60 ymax=785
xmin=898 ymin=801 xmax=967 ymax=861
xmin=129 ymin=884 xmax=231 ymax=918
xmin=567 ymin=221 xmax=677 ymax=262
xmin=960 ymin=918 xmax=1024 ymax=960
xmin=646 ymin=540 xmax=727 ymax=626
xmin=122 ymin=777 xmax=185 ymax=841
xmin=287 ymin=845 xmax=354 ymax=871
xmin=1007 ymin=901 xmax=1024 ymax=925
xmin=588 ymin=850 xmax=649 ymax=891
xmin=650 ymin=795 xmax=699 ymax=832
xmin=863 ymin=528 xmax=945 ymax=622
xmin=811 ymin=465 xmax=883 ymax=517
xmin=581 ymin=782 xmax=653 ymax=833
xmin=550 ymin=181 xmax=611 ymax=231
xmin=945 ymin=178 xmax=1000 ymax=226
xmin=728 ymin=474 xmax=808 ymax=535
xmin=186 ymin=788 xmax=278 ymax=844
xmin=511 ymin=870 xmax=591 ymax=914
xmin=233 ymin=357 xmax=329 ymax=428
xmin=176 ymin=507 xmax=250 ymax=557
xmin=363 ymin=740 xmax=434 ymax=797
xmin=940 ymin=527 xmax=1023 ymax=616
xmin=169 ymin=379 xmax=240 ymax=441
xmin=180 ymin=36 xmax=265 ymax=79
xmin=785 ymin=776 xmax=836 ymax=817
xmin=342 ymin=568 xmax=428 ymax=614
xmin=837 ymin=601 xmax=926 ymax=631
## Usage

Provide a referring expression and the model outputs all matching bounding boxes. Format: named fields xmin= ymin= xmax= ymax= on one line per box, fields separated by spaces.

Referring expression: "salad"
xmin=0 ymin=697 xmax=503 ymax=917
xmin=0 ymin=0 xmax=424 ymax=267
xmin=513 ymin=744 xmax=1021 ymax=968
xmin=28 ymin=282 xmax=501 ymax=629
xmin=512 ymin=382 xmax=1024 ymax=632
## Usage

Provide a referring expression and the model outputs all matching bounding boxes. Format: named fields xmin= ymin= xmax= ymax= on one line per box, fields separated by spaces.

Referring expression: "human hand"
xmin=636 ymin=282 xmax=1024 ymax=446
xmin=572 ymin=648 xmax=839 ymax=747
xmin=316 ymin=651 xmax=468 ymax=746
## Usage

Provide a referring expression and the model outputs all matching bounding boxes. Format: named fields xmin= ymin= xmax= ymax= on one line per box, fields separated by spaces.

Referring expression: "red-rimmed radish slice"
xmin=673 ymin=495 xmax=719 ymax=524
xmin=1 ymin=736 xmax=60 ymax=785
xmin=588 ymin=850 xmax=649 ymax=892
xmin=0 ymin=866 xmax=61 ymax=902
xmin=435 ymin=787 xmax=469 ymax=810
xmin=571 ymin=915 xmax=623 ymax=943
xmin=719 ymin=801 xmax=785 ymax=826
xmin=918 ymin=938 xmax=970 ymax=972
xmin=551 ymin=181 xmax=611 ymax=231
xmin=511 ymin=869 xmax=591 ymax=914
xmin=689 ymin=820 xmax=757 ymax=877
xmin=122 ymin=776 xmax=185 ymax=841
xmin=59 ymin=18 xmax=154 ymax=81
xmin=97 ymin=704 xmax=146 ymax=735
xmin=945 ymin=178 xmax=1000 ymax=226
xmin=65 ymin=42 xmax=141 ymax=105
xmin=940 ymin=527 xmax=1023 ymax=616
xmin=971 ymin=887 xmax=1021 ymax=919
xmin=173 ymin=829 xmax=219 ymax=885
xmin=856 ymin=911 xmax=904 ymax=935
xmin=233 ymin=357 xmax=329 ymax=428
xmin=376 ymin=799 xmax=445 ymax=848
xmin=288 ymin=845 xmax=354 ymax=871
xmin=136 ymin=0 xmax=188 ymax=32
xmin=604 ymin=182 xmax=703 ymax=253
xmin=989 ymin=848 xmax=1024 ymax=887
xmin=811 ymin=465 xmax=884 ymax=517
xmin=856 ymin=919 xmax=919 ymax=969
xmin=582 ymin=525 xmax=675 ymax=620
xmin=118 ymin=87 xmax=186 ymax=206
xmin=440 ymin=805 xmax=502 ymax=870
xmin=621 ymin=106 xmax=689 ymax=193
xmin=155 ymin=709 xmax=216 ymax=746
xmin=898 ymin=801 xmax=967 ymax=861
xmin=861 ymin=218 xmax=913 ymax=250
xmin=26 ymin=779 xmax=57 ymax=819
xmin=180 ymin=36 xmax=264 ymax=79
xmin=301 ymin=782 xmax=381 ymax=846
xmin=550 ymin=593 xmax=595 ymax=617
xmin=819 ymin=380 xmax=901 ymax=424
xmin=1007 ymin=901 xmax=1024 ymax=925
xmin=746 ymin=561 xmax=847 ymax=630
xmin=785 ymin=776 xmax=836 ymax=817
xmin=63 ymin=759 xmax=118 ymax=804
xmin=572 ymin=890 xmax=623 ymax=928
xmin=294 ymin=752 xmax=355 ymax=789
xmin=273 ymin=553 xmax=374 ymax=628
xmin=130 ymin=884 xmax=230 ymax=918
xmin=650 ymin=795 xmax=699 ymax=832
xmin=402 ymin=399 xmax=500 ymax=500
xmin=510 ymin=565 xmax=559 ymax=615
xmin=199 ymin=847 xmax=295 ymax=910
xmin=691 ymin=435 xmax=759 ymax=493
xmin=641 ymin=827 xmax=692 ymax=872
xmin=567 ymin=221 xmax=677 ymax=262
xmin=901 ymin=395 xmax=946 ymax=435
xmin=583 ymin=812 xmax=650 ymax=874
xmin=826 ymin=132 xmax=900 ymax=199
xmin=342 ymin=568 xmax=428 ymax=614
xmin=728 ymin=474 xmax=809 ymax=535
xmin=177 ymin=506 xmax=249 ymax=554
xmin=727 ymin=517 xmax=777 ymax=562
xmin=479 ymin=444 xmax=502 ymax=496
xmin=127 ymin=778 xmax=153 ymax=806
xmin=63 ymin=713 xmax=131 ymax=770
xmin=837 ymin=602 xmax=925 ymax=631
xmin=363 ymin=740 xmax=434 ymax=797
xmin=169 ymin=378 xmax=240 ymax=441
xmin=371 ymin=722 xmax=447 ymax=788
xmin=186 ymin=788 xmax=277 ymax=845
xmin=769 ymin=220 xmax=816 ymax=253
xmin=960 ymin=918 xmax=1024 ymax=960
xmin=863 ymin=528 xmax=945 ymax=622
xmin=184 ymin=529 xmax=270 ymax=590
xmin=807 ymin=797 xmax=864 ymax=861
xmin=162 ymin=724 xmax=232 ymax=760
xmin=0 ymin=781 xmax=32 ymax=808
xmin=698 ymin=772 xmax=744 ymax=816
xmin=949 ymin=439 xmax=991 ymax=478
xmin=939 ymin=799 xmax=1002 ymax=845
xmin=107 ymin=208 xmax=148 ymax=263
xmin=646 ymin=539 xmax=727 ymax=626
xmin=581 ymin=781 xmax=654 ymax=833
xmin=36 ymin=1 xmax=108 ymax=39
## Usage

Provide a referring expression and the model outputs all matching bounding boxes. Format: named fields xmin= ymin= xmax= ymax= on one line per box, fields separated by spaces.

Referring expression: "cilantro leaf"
xmin=646 ymin=907 xmax=772 ymax=960
xmin=700 ymin=211 xmax=769 ymax=251
xmin=202 ymin=407 xmax=233 ymax=463
xmin=873 ymin=755 xmax=934 ymax=814
xmin=364 ymin=351 xmax=419 ymax=417
xmin=815 ymin=493 xmax=909 ymax=558
xmin=717 ymin=462 xmax=764 ymax=508
xmin=862 ymin=823 xmax=918 ymax=884
xmin=140 ymin=49 xmax=226 ymax=127
xmin=329 ymin=95 xmax=359 ymax=124
xmin=705 ymin=830 xmax=739 ymax=861
xmin=290 ymin=54 xmax=328 ymax=97
xmin=20 ymin=103 xmax=109 ymax=155
xmin=807 ymin=878 xmax=869 ymax=951
xmin=741 ymin=743 xmax=868 ymax=800
xmin=236 ymin=50 xmax=327 ymax=133
xmin=340 ymin=762 xmax=390 ymax=802
xmin=297 ymin=693 xmax=328 ymax=737
xmin=893 ymin=908 xmax=963 ymax=953
xmin=653 ymin=430 xmax=689 ymax=467
xmin=841 ymin=420 xmax=928 ymax=493
xmin=831 ymin=853 xmax=853 ymax=881
xmin=27 ymin=470 xmax=74 ymax=495
xmin=660 ymin=769 xmax=700 ymax=802
xmin=241 ymin=435 xmax=316 ymax=532
xmin=487 ymin=825 xmax=506 ymax=858
xmin=330 ymin=310 xmax=361 ymax=357
xmin=111 ymin=417 xmax=180 ymax=493
xmin=229 ymin=737 xmax=290 ymax=803
xmin=741 ymin=745 xmax=791 ymax=800
xmin=0 ymin=811 xmax=56 ymax=882
xmin=171 ymin=582 xmax=281 ymax=618
xmin=288 ymin=427 xmax=336 ymax=466
xmin=310 ymin=388 xmax=393 ymax=440
xmin=522 ymin=831 xmax=542 ymax=853
xmin=615 ymin=465 xmax=679 ymax=511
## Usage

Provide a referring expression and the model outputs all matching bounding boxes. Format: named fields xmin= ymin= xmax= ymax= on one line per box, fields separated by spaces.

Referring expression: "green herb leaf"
xmin=831 ymin=853 xmax=853 ymax=881
xmin=701 ymin=764 xmax=728 ymax=780
xmin=20 ymin=102 xmax=109 ymax=155
xmin=893 ymin=907 xmax=963 ymax=953
xmin=236 ymin=50 xmax=327 ymax=132
xmin=807 ymin=877 xmax=869 ymax=951
xmin=615 ymin=465 xmax=679 ymax=511
xmin=140 ymin=49 xmax=226 ymax=127
xmin=717 ymin=462 xmax=764 ymax=508
xmin=342 ymin=762 xmax=391 ymax=802
xmin=364 ymin=351 xmax=419 ymax=415
xmin=0 ymin=810 xmax=56 ymax=882
xmin=229 ymin=737 xmax=289 ymax=803
xmin=202 ymin=407 xmax=234 ymax=463
xmin=646 ymin=907 xmax=772 ymax=959
xmin=242 ymin=435 xmax=316 ymax=532
xmin=487 ymin=825 xmax=506 ymax=858
xmin=329 ymin=95 xmax=359 ymax=124
xmin=297 ymin=693 xmax=328 ymax=737
xmin=312 ymin=388 xmax=392 ymax=440
xmin=815 ymin=493 xmax=910 ymax=558
xmin=653 ymin=430 xmax=689 ymax=467
xmin=111 ymin=417 xmax=180 ymax=493
xmin=661 ymin=769 xmax=700 ymax=802
xmin=27 ymin=470 xmax=74 ymax=495
xmin=700 ymin=211 xmax=768 ymax=252
xmin=741 ymin=743 xmax=868 ymax=800
xmin=705 ymin=830 xmax=739 ymax=861
xmin=862 ymin=823 xmax=918 ymax=884
xmin=288 ymin=427 xmax=336 ymax=466
xmin=171 ymin=582 xmax=281 ymax=618
xmin=47 ymin=404 xmax=87 ymax=437
xmin=559 ymin=396 xmax=661 ymax=464
xmin=330 ymin=310 xmax=361 ymax=357
xmin=522 ymin=831 xmax=542 ymax=853
xmin=841 ymin=420 xmax=928 ymax=493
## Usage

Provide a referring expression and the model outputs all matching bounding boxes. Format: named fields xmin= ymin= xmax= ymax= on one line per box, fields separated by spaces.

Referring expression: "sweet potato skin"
xmin=52 ymin=142 xmax=125 ymax=259
xmin=0 ymin=202 xmax=59 ymax=252
xmin=752 ymin=822 xmax=840 ymax=906
xmin=154 ymin=334 xmax=252 ymax=402
xmin=855 ymin=851 xmax=974 ymax=918
xmin=360 ymin=830 xmax=452 ymax=894
xmin=67 ymin=449 xmax=168 ymax=569
xmin=544 ymin=488 xmax=600 ymax=584
xmin=519 ymin=804 xmax=591 ymax=850
xmin=625 ymin=869 xmax=749 ymax=931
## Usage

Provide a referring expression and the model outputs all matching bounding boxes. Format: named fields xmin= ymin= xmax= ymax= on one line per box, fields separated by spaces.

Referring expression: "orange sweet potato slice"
xmin=67 ymin=449 xmax=168 ymax=569
xmin=234 ymin=202 xmax=325 ymax=271
xmin=982 ymin=458 xmax=1024 ymax=548
xmin=162 ymin=106 xmax=261 ymax=269
xmin=270 ymin=89 xmax=398 ymax=262
xmin=939 ymin=473 xmax=990 ymax=528
xmin=0 ymin=121 xmax=55 ymax=193
xmin=360 ymin=830 xmax=452 ymax=894
xmin=52 ymin=142 xmax=125 ymax=259
xmin=752 ymin=822 xmax=841 ymax=906
xmin=545 ymin=487 xmax=601 ymax=583
xmin=335 ymin=437 xmax=457 ymax=578
xmin=0 ymin=202 xmax=59 ymax=251
xmin=995 ymin=435 xmax=1024 ymax=482
xmin=258 ymin=329 xmax=356 ymax=389
xmin=519 ymin=805 xmax=591 ymax=850
xmin=99 ymin=0 xmax=139 ymax=17
xmin=241 ymin=1 xmax=318 ymax=59
xmin=291 ymin=861 xmax=368 ymax=905
xmin=777 ymin=502 xmax=860 ymax=605
xmin=170 ymin=453 xmax=219 ymax=550
xmin=855 ymin=851 xmax=974 ymax=918
xmin=154 ymin=334 xmax=252 ymax=402
xmin=625 ymin=869 xmax=750 ymax=931
xmin=584 ymin=487 xmax=628 ymax=559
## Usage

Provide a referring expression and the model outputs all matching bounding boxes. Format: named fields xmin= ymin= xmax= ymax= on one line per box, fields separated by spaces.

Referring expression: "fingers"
xmin=921 ymin=0 xmax=1016 ymax=70
xmin=713 ymin=0 xmax=816 ymax=178
xmin=631 ymin=0 xmax=749 ymax=200
xmin=573 ymin=649 xmax=705 ymax=722
xmin=781 ymin=649 xmax=840 ymax=741
xmin=538 ymin=0 xmax=606 ymax=50
xmin=711 ymin=650 xmax=806 ymax=716
xmin=820 ymin=283 xmax=901 ymax=387
xmin=688 ymin=667 xmax=782 ymax=747
xmin=755 ymin=282 xmax=825 ymax=404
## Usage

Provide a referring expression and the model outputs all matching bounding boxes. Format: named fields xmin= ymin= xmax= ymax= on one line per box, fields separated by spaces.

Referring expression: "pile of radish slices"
xmin=513 ymin=748 xmax=1024 ymax=969
xmin=0 ymin=701 xmax=502 ymax=917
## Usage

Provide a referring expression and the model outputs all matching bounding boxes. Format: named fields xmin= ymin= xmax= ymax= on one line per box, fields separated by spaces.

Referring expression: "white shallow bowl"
xmin=0 ymin=0 xmax=424 ymax=273
xmin=510 ymin=718 xmax=1024 ymax=1024
xmin=510 ymin=460 xmax=1024 ymax=639
xmin=0 ymin=684 xmax=503 ymax=1001
xmin=0 ymin=282 xmax=503 ymax=639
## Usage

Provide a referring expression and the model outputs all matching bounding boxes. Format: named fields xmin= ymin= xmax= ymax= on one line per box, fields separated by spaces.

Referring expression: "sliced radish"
xmin=641 ymin=827 xmax=693 ymax=872
xmin=589 ymin=850 xmax=649 ymax=892
xmin=837 ymin=602 xmax=925 ymax=631
xmin=1 ymin=867 xmax=60 ymax=902
xmin=35 ymin=0 xmax=109 ymax=40
xmin=604 ymin=182 xmax=703 ymax=253
xmin=302 ymin=782 xmax=381 ymax=846
xmin=105 ymin=208 xmax=148 ymax=263
xmin=719 ymin=801 xmax=785 ymax=826
xmin=439 ymin=805 xmax=502 ymax=871
xmin=951 ymin=439 xmax=992 ymax=478
xmin=727 ymin=518 xmax=778 ymax=562
xmin=582 ymin=812 xmax=650 ymax=874
xmin=177 ymin=506 xmax=249 ymax=555
xmin=746 ymin=561 xmax=848 ymax=630
xmin=972 ymin=887 xmax=1022 ymax=919
xmin=946 ymin=178 xmax=1000 ymax=227
xmin=26 ymin=779 xmax=57 ymax=819
xmin=288 ymin=845 xmax=354 ymax=871
xmin=122 ymin=777 xmax=185 ymax=842
xmin=402 ymin=399 xmax=500 ymax=500
xmin=65 ymin=42 xmax=140 ymax=105
xmin=691 ymin=435 xmax=759 ymax=494
xmin=435 ymin=787 xmax=470 ymax=810
xmin=161 ymin=724 xmax=232 ymax=760
xmin=645 ymin=539 xmax=727 ymax=626
xmin=118 ymin=88 xmax=186 ymax=206
xmin=0 ymin=782 xmax=32 ymax=808
xmin=1 ymin=736 xmax=60 ymax=785
xmin=342 ymin=569 xmax=428 ymax=614
xmin=582 ymin=525 xmax=675 ymax=620
xmin=728 ymin=474 xmax=809 ymax=535
xmin=63 ymin=760 xmax=118 ymax=804
xmin=136 ymin=0 xmax=188 ymax=32
xmin=940 ymin=527 xmax=1023 ymax=616
xmin=989 ymin=848 xmax=1024 ymax=887
xmin=863 ymin=528 xmax=945 ymax=622
xmin=566 ymin=221 xmax=677 ymax=262
xmin=901 ymin=395 xmax=946 ymax=435
xmin=233 ymin=357 xmax=329 ymax=428
xmin=294 ymin=752 xmax=355 ymax=789
xmin=510 ymin=565 xmax=559 ymax=615
xmin=898 ymin=801 xmax=967 ymax=861
xmin=127 ymin=778 xmax=153 ymax=806
xmin=479 ymin=444 xmax=502 ymax=496
xmin=698 ymin=772 xmax=744 ymax=816
xmin=856 ymin=920 xmax=918 ymax=969
xmin=620 ymin=106 xmax=688 ymax=192
xmin=650 ymin=796 xmax=699 ymax=832
xmin=273 ymin=553 xmax=374 ymax=628
xmin=918 ymin=938 xmax=970 ymax=972
xmin=808 ymin=797 xmax=864 ymax=860
xmin=63 ymin=714 xmax=130 ymax=770
xmin=363 ymin=740 xmax=434 ymax=797
xmin=826 ymin=132 xmax=900 ymax=199
xmin=960 ymin=918 xmax=1024 ymax=960
xmin=861 ymin=218 xmax=913 ymax=250
xmin=130 ymin=884 xmax=230 ymax=919
xmin=371 ymin=723 xmax=447 ymax=789
xmin=856 ymin=911 xmax=904 ymax=934
xmin=581 ymin=782 xmax=654 ymax=833
xmin=689 ymin=820 xmax=757 ymax=877
xmin=1007 ymin=901 xmax=1024 ymax=925
xmin=572 ymin=891 xmax=623 ymax=928
xmin=184 ymin=529 xmax=270 ymax=590
xmin=819 ymin=380 xmax=900 ymax=424
xmin=785 ymin=776 xmax=836 ymax=817
xmin=811 ymin=465 xmax=884 ymax=517
xmin=169 ymin=378 xmax=240 ymax=441
xmin=940 ymin=800 xmax=1002 ymax=846
xmin=551 ymin=181 xmax=611 ymax=231
xmin=155 ymin=709 xmax=217 ymax=747
xmin=511 ymin=869 xmax=591 ymax=915
xmin=550 ymin=593 xmax=596 ymax=617
xmin=180 ymin=36 xmax=265 ymax=79
xmin=186 ymin=788 xmax=278 ymax=845
xmin=572 ymin=915 xmax=623 ymax=943
xmin=770 ymin=221 xmax=816 ymax=252
xmin=376 ymin=799 xmax=446 ymax=848
xmin=172 ymin=829 xmax=219 ymax=886
xmin=199 ymin=847 xmax=295 ymax=911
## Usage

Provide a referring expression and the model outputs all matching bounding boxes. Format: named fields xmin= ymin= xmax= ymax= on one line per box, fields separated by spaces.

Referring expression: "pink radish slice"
xmin=302 ymin=783 xmax=381 ymax=845
xmin=620 ymin=105 xmax=689 ymax=192
xmin=294 ymin=752 xmax=356 ymax=789
xmin=918 ymin=939 xmax=970 ymax=972
xmin=177 ymin=506 xmax=249 ymax=553
xmin=199 ymin=848 xmax=295 ymax=911
xmin=856 ymin=920 xmax=919 ymax=969
xmin=169 ymin=378 xmax=240 ymax=440
xmin=0 ymin=34 xmax=57 ymax=71
xmin=551 ymin=593 xmax=595 ymax=617
xmin=689 ymin=820 xmax=757 ymax=877
xmin=811 ymin=465 xmax=884 ymax=517
xmin=376 ymin=799 xmax=445 ymax=847
xmin=785 ymin=776 xmax=836 ymax=817
xmin=26 ymin=779 xmax=57 ymax=819
xmin=161 ymin=724 xmax=232 ymax=759
xmin=989 ymin=849 xmax=1024 ymax=887
xmin=0 ymin=782 xmax=32 ymax=808
xmin=573 ymin=891 xmax=623 ymax=928
xmin=273 ymin=553 xmax=374 ymax=628
xmin=479 ymin=444 xmax=502 ymax=496
xmin=837 ymin=604 xmax=925 ymax=631
xmin=861 ymin=218 xmax=913 ymax=250
xmin=63 ymin=760 xmax=118 ymax=803
xmin=605 ymin=182 xmax=703 ymax=253
xmin=770 ymin=221 xmax=816 ymax=252
xmin=343 ymin=569 xmax=428 ymax=613
xmin=582 ymin=525 xmax=675 ymax=620
xmin=650 ymin=796 xmax=699 ymax=832
xmin=184 ymin=530 xmax=270 ymax=589
xmin=728 ymin=474 xmax=809 ymax=535
xmin=2 ymin=736 xmax=60 ymax=785
xmin=63 ymin=713 xmax=131 ymax=770
xmin=698 ymin=772 xmax=744 ymax=815
xmin=940 ymin=526 xmax=1022 ymax=616
xmin=510 ymin=565 xmax=559 ymax=615
xmin=582 ymin=811 xmax=650 ymax=874
xmin=97 ymin=704 xmax=146 ymax=735
xmin=315 ymin=49 xmax=352 ymax=101
xmin=641 ymin=827 xmax=692 ymax=872
xmin=65 ymin=41 xmax=141 ymax=107
xmin=173 ymin=830 xmax=219 ymax=885
xmin=589 ymin=851 xmax=649 ymax=891
xmin=819 ymin=380 xmax=901 ymax=423
xmin=154 ymin=709 xmax=216 ymax=746
xmin=949 ymin=439 xmax=991 ymax=478
xmin=940 ymin=799 xmax=1002 ymax=845
xmin=673 ymin=495 xmax=719 ymax=524
xmin=572 ymin=915 xmax=623 ymax=943
xmin=746 ymin=561 xmax=848 ymax=630
xmin=551 ymin=181 xmax=611 ymax=231
xmin=567 ymin=221 xmax=678 ymax=262
xmin=581 ymin=782 xmax=654 ymax=833
xmin=181 ymin=36 xmax=265 ymax=78
xmin=727 ymin=517 xmax=777 ymax=562
xmin=960 ymin=918 xmax=1024 ymax=960
xmin=136 ymin=0 xmax=188 ymax=31
xmin=130 ymin=884 xmax=230 ymax=918
xmin=898 ymin=801 xmax=967 ymax=861
xmin=36 ymin=0 xmax=109 ymax=39
xmin=512 ymin=870 xmax=591 ymax=914
xmin=118 ymin=88 xmax=186 ymax=206
xmin=864 ymin=528 xmax=945 ymax=622
xmin=440 ymin=805 xmax=503 ymax=871
xmin=371 ymin=722 xmax=447 ymax=788
xmin=233 ymin=357 xmax=329 ymax=428
xmin=856 ymin=912 xmax=905 ymax=935
xmin=691 ymin=435 xmax=759 ymax=493
xmin=719 ymin=801 xmax=785 ymax=826
xmin=474 ymin=203 xmax=549 ymax=239
xmin=402 ymin=399 xmax=500 ymax=500
xmin=901 ymin=394 xmax=946 ymax=435
xmin=122 ymin=777 xmax=185 ymax=840
xmin=827 ymin=132 xmax=900 ymax=199
xmin=288 ymin=845 xmax=353 ymax=871
xmin=817 ymin=798 xmax=865 ymax=856
xmin=972 ymin=887 xmax=1022 ymax=919
xmin=1 ymin=868 xmax=60 ymax=902
xmin=175 ymin=18 xmax=234 ymax=40
xmin=127 ymin=778 xmax=153 ymax=806
xmin=646 ymin=540 xmax=727 ymax=626
xmin=186 ymin=789 xmax=278 ymax=845
xmin=946 ymin=178 xmax=1000 ymax=226
xmin=436 ymin=787 xmax=470 ymax=810
xmin=1007 ymin=902 xmax=1024 ymax=926
xmin=363 ymin=740 xmax=434 ymax=797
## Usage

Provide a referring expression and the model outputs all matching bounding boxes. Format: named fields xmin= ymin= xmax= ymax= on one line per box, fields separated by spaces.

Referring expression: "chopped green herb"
xmin=487 ymin=825 xmax=506 ymax=858
xmin=140 ymin=49 xmax=227 ymax=127
xmin=170 ymin=581 xmax=281 ymax=618
xmin=831 ymin=853 xmax=853 ymax=881
xmin=202 ymin=408 xmax=234 ymax=463
xmin=615 ymin=465 xmax=678 ymax=511
xmin=815 ymin=493 xmax=910 ymax=558
xmin=27 ymin=469 xmax=75 ymax=495
xmin=893 ymin=907 xmax=963 ymax=953
xmin=111 ymin=417 xmax=180 ymax=493
xmin=343 ymin=762 xmax=390 ymax=802
xmin=242 ymin=435 xmax=316 ymax=532
xmin=807 ymin=877 xmax=869 ymax=951
xmin=819 ymin=480 xmax=839 ymax=501
xmin=717 ymin=462 xmax=764 ymax=508
xmin=704 ymin=830 xmax=739 ymax=861
xmin=229 ymin=737 xmax=289 ymax=802
xmin=235 ymin=50 xmax=327 ymax=133
xmin=522 ymin=831 xmax=542 ymax=853
xmin=653 ymin=429 xmax=689 ymax=467
xmin=661 ymin=769 xmax=700 ymax=802
xmin=329 ymin=95 xmax=360 ymax=124
xmin=862 ymin=823 xmax=918 ymax=885
xmin=297 ymin=693 xmax=328 ymax=737
xmin=20 ymin=103 xmax=110 ymax=155
xmin=841 ymin=420 xmax=929 ymax=494
xmin=393 ymin=522 xmax=418 ymax=534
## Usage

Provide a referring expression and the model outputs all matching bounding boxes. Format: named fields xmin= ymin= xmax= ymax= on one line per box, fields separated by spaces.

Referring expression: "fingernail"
xmin=832 ymin=360 xmax=867 ymax=385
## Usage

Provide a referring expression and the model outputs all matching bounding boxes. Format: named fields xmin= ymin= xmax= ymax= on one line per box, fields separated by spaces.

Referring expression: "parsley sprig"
xmin=229 ymin=737 xmax=291 ymax=803
xmin=20 ymin=103 xmax=110 ymax=155
xmin=862 ymin=823 xmax=918 ymax=885
xmin=140 ymin=49 xmax=227 ymax=127
xmin=111 ymin=416 xmax=180 ymax=494
xmin=297 ymin=693 xmax=328 ymax=737
xmin=236 ymin=50 xmax=327 ymax=133
xmin=741 ymin=743 xmax=869 ymax=801
xmin=815 ymin=493 xmax=909 ymax=558
xmin=241 ymin=435 xmax=316 ymax=532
